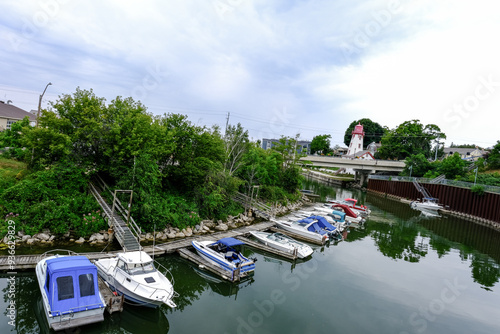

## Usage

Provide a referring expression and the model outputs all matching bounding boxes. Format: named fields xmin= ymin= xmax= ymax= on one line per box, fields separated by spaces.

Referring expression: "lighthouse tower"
xmin=347 ymin=123 xmax=365 ymax=156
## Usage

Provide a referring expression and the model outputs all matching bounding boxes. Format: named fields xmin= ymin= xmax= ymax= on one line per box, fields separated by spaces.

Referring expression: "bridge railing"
xmin=368 ymin=175 xmax=500 ymax=194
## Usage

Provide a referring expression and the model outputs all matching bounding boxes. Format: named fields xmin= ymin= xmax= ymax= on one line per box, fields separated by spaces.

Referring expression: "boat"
xmin=295 ymin=209 xmax=350 ymax=230
xmin=94 ymin=251 xmax=177 ymax=308
xmin=327 ymin=197 xmax=371 ymax=216
xmin=305 ymin=215 xmax=343 ymax=241
xmin=315 ymin=204 xmax=365 ymax=224
xmin=410 ymin=197 xmax=443 ymax=213
xmin=35 ymin=253 xmax=106 ymax=331
xmin=248 ymin=231 xmax=314 ymax=258
xmin=191 ymin=238 xmax=257 ymax=278
xmin=274 ymin=217 xmax=331 ymax=244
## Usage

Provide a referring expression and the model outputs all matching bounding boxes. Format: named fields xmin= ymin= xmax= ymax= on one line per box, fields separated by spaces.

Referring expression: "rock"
xmin=26 ymin=238 xmax=36 ymax=245
xmin=145 ymin=233 xmax=153 ymax=240
xmin=17 ymin=230 xmax=25 ymax=237
xmin=215 ymin=224 xmax=228 ymax=231
xmin=195 ymin=224 xmax=201 ymax=231
xmin=228 ymin=223 xmax=237 ymax=229
xmin=156 ymin=232 xmax=163 ymax=239
xmin=75 ymin=237 xmax=85 ymax=244
xmin=22 ymin=235 xmax=31 ymax=242
xmin=89 ymin=234 xmax=96 ymax=242
xmin=34 ymin=233 xmax=50 ymax=241
xmin=203 ymin=220 xmax=215 ymax=228
xmin=69 ymin=238 xmax=75 ymax=242
xmin=49 ymin=235 xmax=55 ymax=242
xmin=63 ymin=231 xmax=71 ymax=238
xmin=184 ymin=229 xmax=193 ymax=237
xmin=94 ymin=234 xmax=105 ymax=242
xmin=175 ymin=232 xmax=185 ymax=238
xmin=202 ymin=226 xmax=210 ymax=231
xmin=167 ymin=232 xmax=177 ymax=239
xmin=186 ymin=227 xmax=192 ymax=234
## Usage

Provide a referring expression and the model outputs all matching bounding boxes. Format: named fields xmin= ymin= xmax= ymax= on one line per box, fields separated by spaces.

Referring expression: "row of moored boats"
xmin=36 ymin=197 xmax=369 ymax=331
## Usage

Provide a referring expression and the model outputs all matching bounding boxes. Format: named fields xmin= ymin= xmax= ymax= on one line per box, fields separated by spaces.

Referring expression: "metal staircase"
xmin=412 ymin=179 xmax=433 ymax=199
xmin=429 ymin=174 xmax=446 ymax=184
xmin=232 ymin=192 xmax=274 ymax=220
xmin=89 ymin=176 xmax=142 ymax=252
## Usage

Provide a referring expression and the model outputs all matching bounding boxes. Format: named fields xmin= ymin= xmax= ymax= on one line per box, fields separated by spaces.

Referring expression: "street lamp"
xmin=35 ymin=82 xmax=52 ymax=128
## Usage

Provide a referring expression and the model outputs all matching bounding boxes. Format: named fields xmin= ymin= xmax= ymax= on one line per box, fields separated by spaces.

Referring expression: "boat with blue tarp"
xmin=35 ymin=253 xmax=106 ymax=331
xmin=192 ymin=237 xmax=256 ymax=278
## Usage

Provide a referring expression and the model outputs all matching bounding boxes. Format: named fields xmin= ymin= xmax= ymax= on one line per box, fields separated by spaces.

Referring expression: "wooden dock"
xmin=0 ymin=221 xmax=277 ymax=271
xmin=268 ymin=226 xmax=326 ymax=245
xmin=235 ymin=236 xmax=298 ymax=260
xmin=98 ymin=276 xmax=124 ymax=314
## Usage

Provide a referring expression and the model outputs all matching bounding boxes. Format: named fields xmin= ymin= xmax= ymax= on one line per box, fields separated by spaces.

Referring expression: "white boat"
xmin=248 ymin=231 xmax=314 ymax=258
xmin=410 ymin=197 xmax=443 ymax=213
xmin=313 ymin=205 xmax=364 ymax=224
xmin=35 ymin=253 xmax=106 ymax=331
xmin=94 ymin=251 xmax=177 ymax=308
xmin=274 ymin=218 xmax=332 ymax=244
xmin=191 ymin=238 xmax=256 ymax=278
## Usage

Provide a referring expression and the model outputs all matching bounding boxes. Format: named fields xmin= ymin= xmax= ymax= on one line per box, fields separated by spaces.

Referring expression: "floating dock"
xmin=98 ymin=276 xmax=124 ymax=314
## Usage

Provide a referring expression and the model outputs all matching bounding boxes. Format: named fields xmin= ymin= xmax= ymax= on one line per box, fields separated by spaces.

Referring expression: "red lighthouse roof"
xmin=352 ymin=123 xmax=365 ymax=136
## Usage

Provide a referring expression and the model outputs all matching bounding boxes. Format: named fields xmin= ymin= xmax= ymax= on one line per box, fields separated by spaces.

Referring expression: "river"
xmin=1 ymin=178 xmax=500 ymax=334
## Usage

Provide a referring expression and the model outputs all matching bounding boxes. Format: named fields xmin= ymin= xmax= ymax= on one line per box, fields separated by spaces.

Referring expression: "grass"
xmin=0 ymin=157 xmax=28 ymax=179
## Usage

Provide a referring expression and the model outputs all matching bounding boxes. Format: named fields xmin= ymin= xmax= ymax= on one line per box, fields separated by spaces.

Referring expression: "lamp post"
xmin=35 ymin=82 xmax=52 ymax=128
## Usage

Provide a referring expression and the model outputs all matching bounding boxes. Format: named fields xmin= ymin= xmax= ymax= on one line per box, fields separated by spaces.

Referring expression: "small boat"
xmin=248 ymin=231 xmax=314 ymax=258
xmin=305 ymin=215 xmax=343 ymax=241
xmin=295 ymin=210 xmax=350 ymax=231
xmin=192 ymin=238 xmax=257 ymax=277
xmin=410 ymin=197 xmax=443 ymax=213
xmin=323 ymin=203 xmax=365 ymax=224
xmin=94 ymin=251 xmax=177 ymax=308
xmin=274 ymin=217 xmax=330 ymax=244
xmin=327 ymin=197 xmax=371 ymax=216
xmin=35 ymin=253 xmax=106 ymax=331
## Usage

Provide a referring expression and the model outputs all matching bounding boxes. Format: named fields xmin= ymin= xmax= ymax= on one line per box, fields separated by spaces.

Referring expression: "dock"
xmin=0 ymin=221 xmax=276 ymax=271
xmin=98 ymin=276 xmax=124 ymax=314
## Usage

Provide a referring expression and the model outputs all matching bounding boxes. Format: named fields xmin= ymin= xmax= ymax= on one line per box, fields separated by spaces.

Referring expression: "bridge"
xmin=299 ymin=156 xmax=405 ymax=185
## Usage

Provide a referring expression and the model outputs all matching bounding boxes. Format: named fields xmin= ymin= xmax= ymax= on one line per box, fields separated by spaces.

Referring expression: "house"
xmin=261 ymin=138 xmax=311 ymax=155
xmin=443 ymin=147 xmax=486 ymax=161
xmin=0 ymin=100 xmax=36 ymax=130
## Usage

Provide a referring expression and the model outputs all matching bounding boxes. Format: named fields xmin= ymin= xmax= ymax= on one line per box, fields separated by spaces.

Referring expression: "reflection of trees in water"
xmin=365 ymin=192 xmax=500 ymax=289
xmin=1 ymin=273 xmax=40 ymax=334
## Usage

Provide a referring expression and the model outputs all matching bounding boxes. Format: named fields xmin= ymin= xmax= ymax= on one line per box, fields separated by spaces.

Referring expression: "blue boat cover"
xmin=330 ymin=210 xmax=346 ymax=222
xmin=214 ymin=237 xmax=245 ymax=247
xmin=307 ymin=216 xmax=337 ymax=231
xmin=298 ymin=218 xmax=314 ymax=225
xmin=45 ymin=256 xmax=104 ymax=316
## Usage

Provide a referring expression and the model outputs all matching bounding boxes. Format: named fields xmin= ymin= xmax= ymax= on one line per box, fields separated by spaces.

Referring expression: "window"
xmin=57 ymin=276 xmax=74 ymax=300
xmin=6 ymin=120 xmax=15 ymax=130
xmin=79 ymin=274 xmax=95 ymax=297
xmin=46 ymin=271 xmax=51 ymax=293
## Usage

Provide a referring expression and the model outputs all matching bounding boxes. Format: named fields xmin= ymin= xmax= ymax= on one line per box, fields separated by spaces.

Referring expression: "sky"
xmin=1 ymin=0 xmax=499 ymax=148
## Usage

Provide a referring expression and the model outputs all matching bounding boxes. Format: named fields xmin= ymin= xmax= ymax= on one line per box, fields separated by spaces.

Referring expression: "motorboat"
xmin=295 ymin=210 xmax=350 ymax=231
xmin=410 ymin=197 xmax=443 ymax=213
xmin=274 ymin=217 xmax=330 ymax=244
xmin=191 ymin=238 xmax=257 ymax=278
xmin=94 ymin=251 xmax=177 ymax=308
xmin=35 ymin=253 xmax=106 ymax=331
xmin=314 ymin=204 xmax=365 ymax=224
xmin=248 ymin=231 xmax=314 ymax=258
xmin=327 ymin=197 xmax=371 ymax=216
xmin=305 ymin=215 xmax=343 ymax=241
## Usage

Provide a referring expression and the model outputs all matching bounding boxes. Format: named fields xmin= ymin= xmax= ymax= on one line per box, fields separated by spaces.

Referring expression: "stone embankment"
xmin=1 ymin=198 xmax=310 ymax=249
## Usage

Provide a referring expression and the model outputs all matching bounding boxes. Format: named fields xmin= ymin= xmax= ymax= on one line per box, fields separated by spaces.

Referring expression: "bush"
xmin=471 ymin=185 xmax=485 ymax=196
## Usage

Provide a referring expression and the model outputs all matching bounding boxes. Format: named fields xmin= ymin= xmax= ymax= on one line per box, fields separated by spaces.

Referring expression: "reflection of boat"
xmin=192 ymin=238 xmax=257 ymax=276
xmin=106 ymin=302 xmax=170 ymax=333
xmin=410 ymin=197 xmax=443 ymax=214
xmin=35 ymin=254 xmax=106 ymax=331
xmin=248 ymin=231 xmax=314 ymax=258
xmin=94 ymin=251 xmax=177 ymax=308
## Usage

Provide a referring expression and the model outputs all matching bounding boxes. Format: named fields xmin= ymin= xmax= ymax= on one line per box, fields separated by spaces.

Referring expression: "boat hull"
xmin=192 ymin=240 xmax=255 ymax=275
xmin=249 ymin=231 xmax=313 ymax=258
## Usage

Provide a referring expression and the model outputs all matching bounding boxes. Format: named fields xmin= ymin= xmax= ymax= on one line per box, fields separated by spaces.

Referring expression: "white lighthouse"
xmin=347 ymin=123 xmax=365 ymax=156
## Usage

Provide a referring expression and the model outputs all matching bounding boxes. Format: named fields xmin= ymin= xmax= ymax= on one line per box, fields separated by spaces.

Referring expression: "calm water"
xmin=2 ymin=179 xmax=500 ymax=334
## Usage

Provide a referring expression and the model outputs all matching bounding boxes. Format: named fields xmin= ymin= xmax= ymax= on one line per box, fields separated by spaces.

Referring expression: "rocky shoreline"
xmin=1 ymin=198 xmax=310 ymax=249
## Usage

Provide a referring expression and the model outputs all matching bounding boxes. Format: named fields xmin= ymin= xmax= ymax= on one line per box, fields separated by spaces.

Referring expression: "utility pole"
xmin=31 ymin=82 xmax=52 ymax=163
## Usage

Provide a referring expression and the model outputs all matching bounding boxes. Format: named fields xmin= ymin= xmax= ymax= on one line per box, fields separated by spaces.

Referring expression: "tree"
xmin=487 ymin=141 xmax=500 ymax=169
xmin=343 ymin=118 xmax=385 ymax=148
xmin=310 ymin=134 xmax=332 ymax=155
xmin=223 ymin=123 xmax=250 ymax=176
xmin=376 ymin=120 xmax=446 ymax=160
xmin=439 ymin=152 xmax=466 ymax=179
xmin=401 ymin=154 xmax=431 ymax=177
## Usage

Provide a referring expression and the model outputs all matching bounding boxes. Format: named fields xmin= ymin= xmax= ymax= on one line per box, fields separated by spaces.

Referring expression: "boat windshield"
xmin=126 ymin=261 xmax=156 ymax=275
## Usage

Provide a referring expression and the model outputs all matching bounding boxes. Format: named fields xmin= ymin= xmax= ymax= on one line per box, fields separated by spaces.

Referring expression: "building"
xmin=346 ymin=123 xmax=364 ymax=156
xmin=261 ymin=138 xmax=311 ymax=155
xmin=443 ymin=147 xmax=486 ymax=161
xmin=0 ymin=100 xmax=36 ymax=131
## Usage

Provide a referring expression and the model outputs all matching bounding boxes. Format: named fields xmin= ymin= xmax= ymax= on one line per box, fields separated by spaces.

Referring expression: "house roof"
xmin=343 ymin=150 xmax=375 ymax=159
xmin=443 ymin=147 xmax=485 ymax=156
xmin=0 ymin=101 xmax=36 ymax=121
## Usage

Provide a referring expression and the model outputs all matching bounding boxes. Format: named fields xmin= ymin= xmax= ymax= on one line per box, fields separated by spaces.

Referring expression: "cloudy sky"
xmin=1 ymin=0 xmax=499 ymax=148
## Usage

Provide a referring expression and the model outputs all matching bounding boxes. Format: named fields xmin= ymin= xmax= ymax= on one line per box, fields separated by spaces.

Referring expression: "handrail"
xmin=51 ymin=302 xmax=105 ymax=317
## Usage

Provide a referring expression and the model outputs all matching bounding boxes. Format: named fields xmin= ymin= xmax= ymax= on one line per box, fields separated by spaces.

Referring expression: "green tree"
xmin=487 ymin=141 xmax=500 ymax=169
xmin=401 ymin=154 xmax=431 ymax=177
xmin=344 ymin=118 xmax=385 ymax=148
xmin=439 ymin=152 xmax=466 ymax=179
xmin=223 ymin=123 xmax=250 ymax=176
xmin=310 ymin=134 xmax=332 ymax=155
xmin=376 ymin=120 xmax=446 ymax=160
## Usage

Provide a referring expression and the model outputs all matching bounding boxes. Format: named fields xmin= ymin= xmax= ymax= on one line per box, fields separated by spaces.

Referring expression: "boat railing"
xmin=39 ymin=249 xmax=79 ymax=259
xmin=51 ymin=302 xmax=105 ymax=318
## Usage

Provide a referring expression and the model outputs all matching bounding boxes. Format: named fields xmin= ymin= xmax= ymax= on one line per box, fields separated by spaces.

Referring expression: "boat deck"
xmin=235 ymin=236 xmax=298 ymax=260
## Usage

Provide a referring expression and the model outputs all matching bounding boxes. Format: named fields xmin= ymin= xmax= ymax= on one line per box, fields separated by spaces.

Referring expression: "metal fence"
xmin=368 ymin=175 xmax=500 ymax=194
